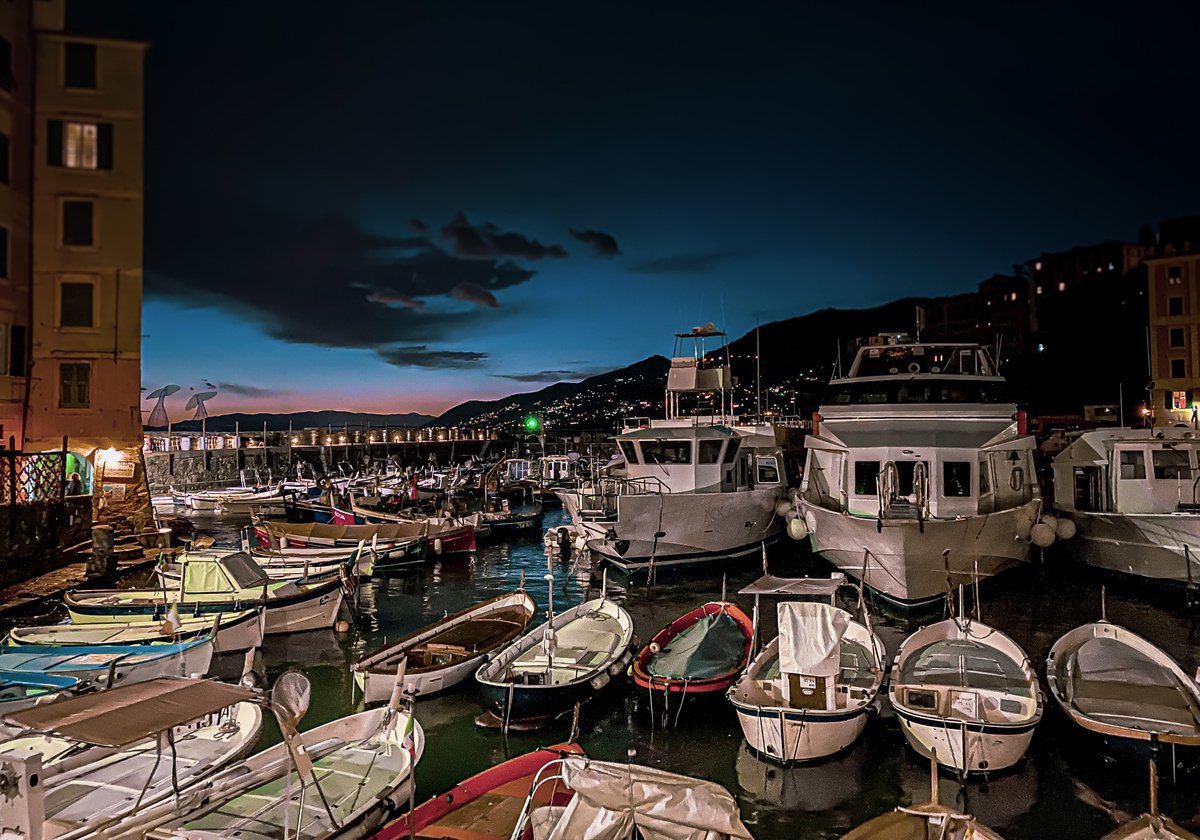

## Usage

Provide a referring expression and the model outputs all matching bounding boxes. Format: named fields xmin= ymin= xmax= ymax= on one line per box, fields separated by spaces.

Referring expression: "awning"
xmin=3 ymin=677 xmax=258 ymax=747
xmin=740 ymin=573 xmax=845 ymax=597
xmin=778 ymin=602 xmax=850 ymax=677
xmin=538 ymin=756 xmax=753 ymax=840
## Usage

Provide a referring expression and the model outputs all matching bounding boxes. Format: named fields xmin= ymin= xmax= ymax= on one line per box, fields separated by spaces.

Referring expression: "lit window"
xmin=64 ymin=123 xmax=98 ymax=169
xmin=1168 ymin=266 xmax=1183 ymax=286
xmin=1009 ymin=292 xmax=1017 ymax=301
xmin=1036 ymin=285 xmax=1043 ymax=295
xmin=1034 ymin=261 xmax=1042 ymax=271
xmin=1058 ymin=282 xmax=1067 ymax=291
xmin=1173 ymin=391 xmax=1190 ymax=411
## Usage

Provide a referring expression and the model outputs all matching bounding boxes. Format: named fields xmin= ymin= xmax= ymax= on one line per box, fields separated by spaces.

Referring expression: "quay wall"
xmin=0 ymin=496 xmax=93 ymax=588
xmin=144 ymin=441 xmax=505 ymax=492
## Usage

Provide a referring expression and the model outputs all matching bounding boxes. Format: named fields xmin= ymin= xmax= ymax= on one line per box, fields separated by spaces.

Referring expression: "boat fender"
xmin=1055 ymin=518 xmax=1076 ymax=541
xmin=774 ymin=499 xmax=793 ymax=517
xmin=557 ymin=528 xmax=572 ymax=560
xmin=1040 ymin=514 xmax=1059 ymax=533
xmin=279 ymin=536 xmax=289 ymax=549
xmin=649 ymin=641 xmax=661 ymax=654
xmin=590 ymin=672 xmax=611 ymax=691
xmin=787 ymin=516 xmax=809 ymax=541
xmin=607 ymin=660 xmax=625 ymax=677
xmin=433 ymin=538 xmax=443 ymax=555
xmin=1030 ymin=522 xmax=1055 ymax=548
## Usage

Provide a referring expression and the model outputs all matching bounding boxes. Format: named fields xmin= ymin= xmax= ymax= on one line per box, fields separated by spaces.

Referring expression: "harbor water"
xmin=25 ymin=509 xmax=1200 ymax=838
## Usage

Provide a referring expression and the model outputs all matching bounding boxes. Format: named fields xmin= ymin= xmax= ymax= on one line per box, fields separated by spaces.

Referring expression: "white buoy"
xmin=1055 ymin=518 xmax=1077 ymax=540
xmin=787 ymin=516 xmax=810 ymax=540
xmin=1040 ymin=514 xmax=1059 ymax=533
xmin=1030 ymin=522 xmax=1056 ymax=548
xmin=433 ymin=538 xmax=443 ymax=555
xmin=774 ymin=499 xmax=793 ymax=517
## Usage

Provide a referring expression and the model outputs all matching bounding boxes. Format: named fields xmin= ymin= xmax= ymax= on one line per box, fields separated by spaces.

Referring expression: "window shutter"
xmin=8 ymin=325 xmax=24 ymax=377
xmin=48 ymin=120 xmax=63 ymax=166
xmin=97 ymin=123 xmax=113 ymax=169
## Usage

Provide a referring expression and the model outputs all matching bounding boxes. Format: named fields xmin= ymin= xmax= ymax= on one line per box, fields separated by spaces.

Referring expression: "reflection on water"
xmin=92 ymin=511 xmax=1200 ymax=837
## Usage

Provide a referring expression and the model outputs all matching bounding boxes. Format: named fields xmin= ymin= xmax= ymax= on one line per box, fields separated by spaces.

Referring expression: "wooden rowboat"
xmin=374 ymin=742 xmax=583 ymax=839
xmin=354 ymin=590 xmax=536 ymax=703
xmin=8 ymin=609 xmax=263 ymax=653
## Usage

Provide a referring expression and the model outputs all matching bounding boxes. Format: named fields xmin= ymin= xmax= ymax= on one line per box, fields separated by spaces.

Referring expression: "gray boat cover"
xmin=647 ymin=611 xmax=746 ymax=680
xmin=534 ymin=757 xmax=754 ymax=840
xmin=739 ymin=573 xmax=844 ymax=597
xmin=778 ymin=602 xmax=850 ymax=677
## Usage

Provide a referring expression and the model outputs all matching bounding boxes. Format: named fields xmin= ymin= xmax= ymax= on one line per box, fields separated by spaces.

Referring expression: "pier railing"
xmin=143 ymin=426 xmax=495 ymax=452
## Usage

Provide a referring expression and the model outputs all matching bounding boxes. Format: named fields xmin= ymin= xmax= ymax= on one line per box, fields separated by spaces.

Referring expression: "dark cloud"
xmin=495 ymin=367 xmax=606 ymax=383
xmin=409 ymin=218 xmax=429 ymax=235
xmin=378 ymin=346 xmax=488 ymax=369
xmin=568 ymin=228 xmax=620 ymax=257
xmin=631 ymin=252 xmax=737 ymax=274
xmin=214 ymin=381 xmax=281 ymax=397
xmin=450 ymin=283 xmax=500 ymax=308
xmin=442 ymin=211 xmax=567 ymax=261
xmin=146 ymin=190 xmax=535 ymax=369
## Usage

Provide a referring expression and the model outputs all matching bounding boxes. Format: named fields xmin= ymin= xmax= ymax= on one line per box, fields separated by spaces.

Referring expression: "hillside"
xmin=154 ymin=410 xmax=434 ymax=432
xmin=436 ymin=356 xmax=670 ymax=429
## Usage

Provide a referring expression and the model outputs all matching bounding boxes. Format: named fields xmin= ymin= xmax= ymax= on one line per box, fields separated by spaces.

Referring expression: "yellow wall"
xmin=25 ymin=31 xmax=145 ymax=453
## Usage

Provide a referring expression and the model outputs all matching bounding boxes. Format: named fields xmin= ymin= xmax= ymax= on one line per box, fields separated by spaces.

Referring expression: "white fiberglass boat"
xmin=798 ymin=337 xmax=1042 ymax=604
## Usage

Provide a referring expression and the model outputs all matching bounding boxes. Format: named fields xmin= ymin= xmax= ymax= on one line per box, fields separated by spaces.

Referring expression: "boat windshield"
xmin=823 ymin=378 xmax=1013 ymax=406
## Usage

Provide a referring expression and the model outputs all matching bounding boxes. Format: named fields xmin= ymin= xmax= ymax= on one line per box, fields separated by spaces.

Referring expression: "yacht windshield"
xmin=823 ymin=378 xmax=1013 ymax=406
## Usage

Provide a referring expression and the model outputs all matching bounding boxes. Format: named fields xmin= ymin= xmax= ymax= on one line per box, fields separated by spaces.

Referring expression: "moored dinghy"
xmin=1104 ymin=749 xmax=1200 ymax=840
xmin=0 ymin=635 xmax=214 ymax=690
xmin=1046 ymin=616 xmax=1200 ymax=751
xmin=353 ymin=587 xmax=536 ymax=703
xmin=0 ymin=670 xmax=77 ymax=715
xmin=8 ymin=608 xmax=264 ymax=653
xmin=376 ymin=742 xmax=584 ymax=839
xmin=508 ymin=755 xmax=754 ymax=840
xmin=143 ymin=669 xmax=425 ymax=840
xmin=839 ymin=758 xmax=1005 ymax=839
xmin=890 ymin=590 xmax=1041 ymax=775
xmin=0 ymin=676 xmax=263 ymax=840
xmin=633 ymin=591 xmax=753 ymax=701
xmin=729 ymin=573 xmax=885 ymax=763
xmin=476 ymin=569 xmax=634 ymax=729
xmin=65 ymin=551 xmax=344 ymax=636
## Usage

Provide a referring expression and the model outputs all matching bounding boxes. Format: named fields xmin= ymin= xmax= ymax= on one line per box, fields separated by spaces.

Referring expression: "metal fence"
xmin=0 ymin=444 xmax=65 ymax=505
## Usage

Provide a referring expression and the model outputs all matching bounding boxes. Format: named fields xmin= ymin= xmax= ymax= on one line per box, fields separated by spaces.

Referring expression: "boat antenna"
xmin=1100 ymin=585 xmax=1107 ymax=622
xmin=721 ymin=573 xmax=727 ymax=603
xmin=755 ymin=320 xmax=762 ymax=424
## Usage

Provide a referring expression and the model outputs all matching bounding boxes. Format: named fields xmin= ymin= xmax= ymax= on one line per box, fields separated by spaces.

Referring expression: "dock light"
xmin=291 ymin=436 xmax=299 ymax=445
xmin=97 ymin=447 xmax=120 ymax=466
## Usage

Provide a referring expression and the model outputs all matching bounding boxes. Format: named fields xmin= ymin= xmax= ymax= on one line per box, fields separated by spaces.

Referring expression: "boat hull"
xmin=1059 ymin=510 xmax=1200 ymax=583
xmin=894 ymin=709 xmax=1037 ymax=773
xmin=0 ymin=639 xmax=214 ymax=691
xmin=632 ymin=601 xmax=753 ymax=694
xmin=801 ymin=498 xmax=1040 ymax=604
xmin=562 ymin=486 xmax=784 ymax=572
xmin=65 ymin=576 xmax=344 ymax=636
xmin=732 ymin=702 xmax=873 ymax=764
xmin=8 ymin=609 xmax=264 ymax=654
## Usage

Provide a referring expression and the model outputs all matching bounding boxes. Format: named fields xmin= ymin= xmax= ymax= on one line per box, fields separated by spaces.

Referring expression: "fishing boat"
xmin=476 ymin=570 xmax=634 ymax=729
xmin=0 ymin=676 xmax=263 ymax=840
xmin=0 ymin=670 xmax=77 ymax=715
xmin=65 ymin=551 xmax=344 ymax=636
xmin=345 ymin=497 xmax=478 ymax=555
xmin=558 ymin=325 xmax=789 ymax=573
xmin=507 ymin=755 xmax=754 ymax=840
xmin=253 ymin=519 xmax=438 ymax=567
xmin=354 ymin=589 xmax=536 ymax=703
xmin=890 ymin=591 xmax=1041 ymax=774
xmin=8 ymin=609 xmax=265 ymax=653
xmin=141 ymin=670 xmax=425 ymax=840
xmin=729 ymin=573 xmax=886 ymax=763
xmin=839 ymin=760 xmax=1005 ymax=839
xmin=1046 ymin=619 xmax=1200 ymax=749
xmin=375 ymin=743 xmax=584 ymax=839
xmin=0 ymin=636 xmax=214 ymax=690
xmin=159 ymin=543 xmax=362 ymax=584
xmin=1051 ymin=426 xmax=1200 ymax=584
xmin=632 ymin=596 xmax=754 ymax=699
xmin=477 ymin=503 xmax=545 ymax=538
xmin=797 ymin=337 xmax=1043 ymax=605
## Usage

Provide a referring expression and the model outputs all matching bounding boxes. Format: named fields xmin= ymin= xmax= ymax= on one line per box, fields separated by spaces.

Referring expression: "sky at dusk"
xmin=76 ymin=2 xmax=1200 ymax=418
